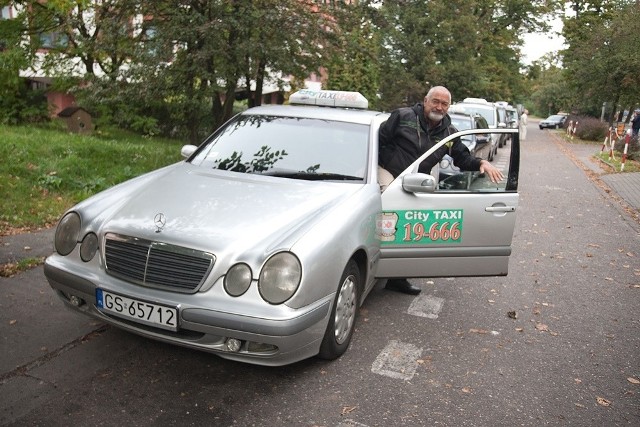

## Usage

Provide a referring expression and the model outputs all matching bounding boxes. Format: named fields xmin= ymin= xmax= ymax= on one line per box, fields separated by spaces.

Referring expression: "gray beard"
xmin=428 ymin=112 xmax=444 ymax=122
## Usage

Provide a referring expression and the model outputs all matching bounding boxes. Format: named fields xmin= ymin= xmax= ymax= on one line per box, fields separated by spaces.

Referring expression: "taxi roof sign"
xmin=289 ymin=89 xmax=368 ymax=109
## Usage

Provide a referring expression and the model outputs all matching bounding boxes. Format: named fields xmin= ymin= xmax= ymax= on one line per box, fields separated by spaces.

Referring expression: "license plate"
xmin=96 ymin=289 xmax=178 ymax=331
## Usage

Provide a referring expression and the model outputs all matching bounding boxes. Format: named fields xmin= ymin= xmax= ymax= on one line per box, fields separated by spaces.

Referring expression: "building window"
xmin=39 ymin=32 xmax=68 ymax=49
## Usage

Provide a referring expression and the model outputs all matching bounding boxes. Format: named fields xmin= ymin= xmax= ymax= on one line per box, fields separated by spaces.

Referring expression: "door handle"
xmin=485 ymin=206 xmax=516 ymax=212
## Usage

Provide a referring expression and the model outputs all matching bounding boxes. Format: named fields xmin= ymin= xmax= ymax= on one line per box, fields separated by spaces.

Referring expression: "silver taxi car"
xmin=44 ymin=90 xmax=520 ymax=366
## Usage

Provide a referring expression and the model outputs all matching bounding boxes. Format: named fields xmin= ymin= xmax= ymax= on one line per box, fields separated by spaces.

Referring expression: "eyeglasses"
xmin=426 ymin=98 xmax=450 ymax=108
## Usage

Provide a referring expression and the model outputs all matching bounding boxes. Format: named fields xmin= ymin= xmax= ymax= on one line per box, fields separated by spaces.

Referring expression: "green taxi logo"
xmin=376 ymin=210 xmax=463 ymax=245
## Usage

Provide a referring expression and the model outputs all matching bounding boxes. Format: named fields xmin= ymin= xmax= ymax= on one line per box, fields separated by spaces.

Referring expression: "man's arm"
xmin=479 ymin=159 xmax=504 ymax=183
xmin=378 ymin=110 xmax=401 ymax=149
xmin=450 ymin=138 xmax=504 ymax=183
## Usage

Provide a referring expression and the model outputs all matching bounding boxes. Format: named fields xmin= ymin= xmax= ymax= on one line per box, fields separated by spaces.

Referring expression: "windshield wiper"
xmin=257 ymin=170 xmax=362 ymax=181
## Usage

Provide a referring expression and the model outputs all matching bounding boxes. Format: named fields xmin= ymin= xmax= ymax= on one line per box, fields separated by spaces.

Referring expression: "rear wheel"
xmin=318 ymin=260 xmax=360 ymax=360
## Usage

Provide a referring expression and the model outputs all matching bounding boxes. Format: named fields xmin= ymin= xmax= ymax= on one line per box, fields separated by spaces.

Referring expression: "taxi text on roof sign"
xmin=289 ymin=89 xmax=368 ymax=109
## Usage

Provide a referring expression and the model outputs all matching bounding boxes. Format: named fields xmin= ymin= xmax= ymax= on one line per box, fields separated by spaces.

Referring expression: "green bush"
xmin=0 ymin=82 xmax=49 ymax=125
xmin=568 ymin=115 xmax=608 ymax=141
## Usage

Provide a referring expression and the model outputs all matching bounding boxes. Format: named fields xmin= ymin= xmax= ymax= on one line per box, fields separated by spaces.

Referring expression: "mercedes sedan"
xmin=44 ymin=90 xmax=521 ymax=366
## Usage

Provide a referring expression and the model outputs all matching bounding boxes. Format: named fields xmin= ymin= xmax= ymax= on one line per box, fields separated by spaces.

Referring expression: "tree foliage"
xmin=375 ymin=0 xmax=552 ymax=110
xmin=324 ymin=1 xmax=381 ymax=108
xmin=12 ymin=0 xmax=637 ymax=139
xmin=561 ymin=0 xmax=640 ymax=120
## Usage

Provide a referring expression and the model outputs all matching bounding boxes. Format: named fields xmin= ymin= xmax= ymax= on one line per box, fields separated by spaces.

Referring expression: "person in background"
xmin=631 ymin=109 xmax=640 ymax=140
xmin=519 ymin=109 xmax=528 ymax=141
xmin=377 ymin=86 xmax=504 ymax=295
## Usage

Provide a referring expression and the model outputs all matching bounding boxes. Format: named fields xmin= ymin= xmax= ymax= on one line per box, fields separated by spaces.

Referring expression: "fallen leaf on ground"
xmin=507 ymin=311 xmax=517 ymax=319
xmin=535 ymin=323 xmax=549 ymax=332
xmin=341 ymin=406 xmax=357 ymax=415
xmin=9 ymin=320 xmax=17 ymax=326
xmin=469 ymin=328 xmax=488 ymax=334
xmin=575 ymin=403 xmax=586 ymax=409
xmin=627 ymin=377 xmax=640 ymax=384
xmin=461 ymin=387 xmax=472 ymax=394
xmin=596 ymin=397 xmax=611 ymax=407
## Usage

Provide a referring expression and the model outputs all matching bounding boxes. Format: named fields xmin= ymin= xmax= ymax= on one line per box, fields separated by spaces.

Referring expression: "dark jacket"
xmin=632 ymin=113 xmax=640 ymax=132
xmin=378 ymin=103 xmax=482 ymax=177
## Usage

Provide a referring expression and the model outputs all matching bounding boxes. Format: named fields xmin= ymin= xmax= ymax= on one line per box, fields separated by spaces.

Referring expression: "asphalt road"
xmin=1 ymin=123 xmax=639 ymax=426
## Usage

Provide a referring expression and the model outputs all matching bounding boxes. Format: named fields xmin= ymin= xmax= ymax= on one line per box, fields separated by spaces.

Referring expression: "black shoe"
xmin=385 ymin=279 xmax=421 ymax=295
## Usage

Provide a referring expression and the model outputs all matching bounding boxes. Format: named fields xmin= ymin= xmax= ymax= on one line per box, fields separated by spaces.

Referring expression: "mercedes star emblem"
xmin=154 ymin=213 xmax=166 ymax=233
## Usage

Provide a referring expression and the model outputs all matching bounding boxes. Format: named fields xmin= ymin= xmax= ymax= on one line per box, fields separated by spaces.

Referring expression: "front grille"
xmin=104 ymin=233 xmax=214 ymax=292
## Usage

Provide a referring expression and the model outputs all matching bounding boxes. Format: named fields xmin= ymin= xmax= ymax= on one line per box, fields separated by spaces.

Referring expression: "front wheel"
xmin=318 ymin=260 xmax=360 ymax=360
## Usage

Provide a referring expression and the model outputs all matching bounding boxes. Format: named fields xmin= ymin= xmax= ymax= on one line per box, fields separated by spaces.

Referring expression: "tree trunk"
xmin=254 ymin=59 xmax=265 ymax=107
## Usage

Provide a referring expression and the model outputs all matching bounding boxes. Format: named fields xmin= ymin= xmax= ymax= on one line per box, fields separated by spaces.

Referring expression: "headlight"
xmin=224 ymin=263 xmax=252 ymax=296
xmin=258 ymin=252 xmax=301 ymax=304
xmin=80 ymin=233 xmax=99 ymax=262
xmin=55 ymin=212 xmax=81 ymax=256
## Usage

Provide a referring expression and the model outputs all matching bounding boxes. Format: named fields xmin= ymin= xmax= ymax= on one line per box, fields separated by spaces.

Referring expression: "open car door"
xmin=376 ymin=128 xmax=520 ymax=278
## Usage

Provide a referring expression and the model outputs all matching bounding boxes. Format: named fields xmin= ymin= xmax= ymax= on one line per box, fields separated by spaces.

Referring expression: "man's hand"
xmin=479 ymin=160 xmax=504 ymax=183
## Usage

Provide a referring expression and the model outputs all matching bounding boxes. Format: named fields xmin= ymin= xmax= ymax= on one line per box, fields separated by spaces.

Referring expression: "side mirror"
xmin=476 ymin=134 xmax=490 ymax=144
xmin=402 ymin=173 xmax=437 ymax=193
xmin=181 ymin=145 xmax=198 ymax=158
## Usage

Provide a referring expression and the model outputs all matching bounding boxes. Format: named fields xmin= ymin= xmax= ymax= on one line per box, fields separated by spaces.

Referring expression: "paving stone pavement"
xmin=564 ymin=139 xmax=640 ymax=212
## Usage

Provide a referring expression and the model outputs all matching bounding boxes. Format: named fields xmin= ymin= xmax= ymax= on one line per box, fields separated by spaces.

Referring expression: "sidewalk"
xmin=563 ymin=139 xmax=640 ymax=212
xmin=1 ymin=140 xmax=639 ymax=267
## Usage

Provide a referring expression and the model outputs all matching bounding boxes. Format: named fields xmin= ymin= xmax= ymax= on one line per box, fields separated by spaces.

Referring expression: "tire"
xmin=318 ymin=259 xmax=360 ymax=360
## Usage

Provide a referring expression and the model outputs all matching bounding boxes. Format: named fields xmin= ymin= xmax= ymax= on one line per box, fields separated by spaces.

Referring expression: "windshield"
xmin=451 ymin=105 xmax=496 ymax=126
xmin=449 ymin=115 xmax=473 ymax=146
xmin=546 ymin=115 xmax=564 ymax=121
xmin=449 ymin=116 xmax=472 ymax=131
xmin=189 ymin=115 xmax=369 ymax=181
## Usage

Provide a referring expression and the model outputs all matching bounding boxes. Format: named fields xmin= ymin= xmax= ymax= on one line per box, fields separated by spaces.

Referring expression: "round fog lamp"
xmin=225 ymin=338 xmax=242 ymax=352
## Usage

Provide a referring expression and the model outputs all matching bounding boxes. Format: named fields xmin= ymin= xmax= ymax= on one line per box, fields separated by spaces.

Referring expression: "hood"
xmin=94 ymin=164 xmax=361 ymax=256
